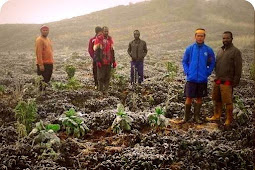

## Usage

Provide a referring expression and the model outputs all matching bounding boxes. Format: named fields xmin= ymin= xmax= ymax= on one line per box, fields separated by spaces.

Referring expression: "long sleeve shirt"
xmin=127 ymin=39 xmax=147 ymax=61
xmin=215 ymin=44 xmax=242 ymax=87
xmin=88 ymin=36 xmax=96 ymax=59
xmin=182 ymin=42 xmax=215 ymax=83
xmin=35 ymin=36 xmax=54 ymax=65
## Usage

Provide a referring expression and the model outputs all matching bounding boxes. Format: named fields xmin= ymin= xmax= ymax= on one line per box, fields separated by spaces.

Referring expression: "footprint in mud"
xmin=169 ymin=119 xmax=219 ymax=132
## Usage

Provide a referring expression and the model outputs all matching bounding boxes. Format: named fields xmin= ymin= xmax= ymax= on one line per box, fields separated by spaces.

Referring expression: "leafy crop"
xmin=111 ymin=104 xmax=133 ymax=133
xmin=59 ymin=108 xmax=89 ymax=138
xmin=249 ymin=62 xmax=255 ymax=80
xmin=66 ymin=77 xmax=83 ymax=90
xmin=29 ymin=120 xmax=61 ymax=160
xmin=15 ymin=122 xmax=27 ymax=138
xmin=164 ymin=61 xmax=178 ymax=81
xmin=234 ymin=95 xmax=249 ymax=125
xmin=111 ymin=69 xmax=128 ymax=90
xmin=65 ymin=64 xmax=76 ymax=79
xmin=14 ymin=99 xmax=37 ymax=135
xmin=52 ymin=77 xmax=83 ymax=90
xmin=147 ymin=106 xmax=169 ymax=127
xmin=0 ymin=85 xmax=5 ymax=94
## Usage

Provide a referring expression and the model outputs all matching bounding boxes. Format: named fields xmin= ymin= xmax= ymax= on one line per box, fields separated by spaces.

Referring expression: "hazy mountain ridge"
xmin=0 ymin=0 xmax=253 ymax=52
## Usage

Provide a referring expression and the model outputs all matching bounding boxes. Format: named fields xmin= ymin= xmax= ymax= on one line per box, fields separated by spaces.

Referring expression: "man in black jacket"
xmin=127 ymin=30 xmax=147 ymax=85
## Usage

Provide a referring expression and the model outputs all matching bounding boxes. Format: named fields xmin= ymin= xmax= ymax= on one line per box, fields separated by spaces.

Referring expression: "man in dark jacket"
xmin=88 ymin=26 xmax=103 ymax=89
xmin=128 ymin=30 xmax=147 ymax=84
xmin=206 ymin=31 xmax=242 ymax=126
xmin=181 ymin=28 xmax=215 ymax=123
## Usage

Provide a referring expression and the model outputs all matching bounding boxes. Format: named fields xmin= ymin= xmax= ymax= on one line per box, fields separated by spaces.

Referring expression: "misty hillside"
xmin=0 ymin=0 xmax=253 ymax=52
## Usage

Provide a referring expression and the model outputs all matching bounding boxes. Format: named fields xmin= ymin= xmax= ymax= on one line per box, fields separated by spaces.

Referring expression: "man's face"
xmin=195 ymin=33 xmax=205 ymax=44
xmin=41 ymin=28 xmax=49 ymax=37
xmin=134 ymin=31 xmax=140 ymax=39
xmin=103 ymin=28 xmax=109 ymax=37
xmin=222 ymin=33 xmax=232 ymax=46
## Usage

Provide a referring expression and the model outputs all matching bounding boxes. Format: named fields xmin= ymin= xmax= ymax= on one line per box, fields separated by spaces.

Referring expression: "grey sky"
xmin=0 ymin=0 xmax=147 ymax=24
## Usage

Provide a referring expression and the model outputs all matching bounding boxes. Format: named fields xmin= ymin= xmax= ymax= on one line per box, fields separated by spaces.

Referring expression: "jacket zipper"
xmin=197 ymin=46 xmax=200 ymax=82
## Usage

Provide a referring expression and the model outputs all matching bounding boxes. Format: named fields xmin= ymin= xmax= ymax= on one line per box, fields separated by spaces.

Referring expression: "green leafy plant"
xmin=16 ymin=122 xmax=27 ymax=138
xmin=66 ymin=77 xmax=83 ymax=90
xmin=111 ymin=104 xmax=133 ymax=133
xmin=147 ymin=106 xmax=169 ymax=127
xmin=0 ymin=85 xmax=5 ymax=94
xmin=164 ymin=61 xmax=178 ymax=81
xmin=52 ymin=81 xmax=67 ymax=90
xmin=29 ymin=120 xmax=61 ymax=160
xmin=59 ymin=108 xmax=89 ymax=138
xmin=250 ymin=62 xmax=255 ymax=81
xmin=34 ymin=76 xmax=47 ymax=92
xmin=14 ymin=99 xmax=37 ymax=135
xmin=52 ymin=77 xmax=83 ymax=91
xmin=65 ymin=64 xmax=76 ymax=79
xmin=234 ymin=95 xmax=249 ymax=125
xmin=111 ymin=69 xmax=128 ymax=89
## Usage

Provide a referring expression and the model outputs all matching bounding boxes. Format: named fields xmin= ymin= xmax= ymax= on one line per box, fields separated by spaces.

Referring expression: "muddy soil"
xmin=0 ymin=48 xmax=254 ymax=169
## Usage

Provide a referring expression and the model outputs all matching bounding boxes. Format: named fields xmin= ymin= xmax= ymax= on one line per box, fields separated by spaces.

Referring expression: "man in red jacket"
xmin=93 ymin=26 xmax=116 ymax=94
xmin=88 ymin=26 xmax=103 ymax=89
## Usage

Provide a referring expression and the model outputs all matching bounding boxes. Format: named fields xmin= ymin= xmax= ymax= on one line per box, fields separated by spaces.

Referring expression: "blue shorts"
xmin=184 ymin=81 xmax=208 ymax=98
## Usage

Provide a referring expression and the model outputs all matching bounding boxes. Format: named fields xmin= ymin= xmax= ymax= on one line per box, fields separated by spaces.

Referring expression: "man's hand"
xmin=97 ymin=62 xmax=102 ymax=68
xmin=112 ymin=62 xmax=117 ymax=68
xmin=39 ymin=64 xmax=45 ymax=71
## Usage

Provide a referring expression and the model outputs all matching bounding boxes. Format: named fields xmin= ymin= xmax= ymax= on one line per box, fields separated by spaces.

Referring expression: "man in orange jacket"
xmin=35 ymin=25 xmax=54 ymax=90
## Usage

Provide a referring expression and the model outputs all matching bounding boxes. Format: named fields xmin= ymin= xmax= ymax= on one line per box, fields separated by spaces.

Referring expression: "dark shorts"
xmin=184 ymin=81 xmax=208 ymax=98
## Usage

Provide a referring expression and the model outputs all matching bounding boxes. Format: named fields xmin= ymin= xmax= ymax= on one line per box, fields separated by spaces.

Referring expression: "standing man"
xmin=181 ymin=28 xmax=215 ymax=123
xmin=93 ymin=26 xmax=116 ymax=94
xmin=88 ymin=26 xmax=103 ymax=90
xmin=206 ymin=31 xmax=242 ymax=127
xmin=35 ymin=25 xmax=54 ymax=90
xmin=127 ymin=30 xmax=147 ymax=85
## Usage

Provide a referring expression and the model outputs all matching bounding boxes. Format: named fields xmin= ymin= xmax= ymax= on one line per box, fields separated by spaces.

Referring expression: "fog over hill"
xmin=0 ymin=0 xmax=253 ymax=53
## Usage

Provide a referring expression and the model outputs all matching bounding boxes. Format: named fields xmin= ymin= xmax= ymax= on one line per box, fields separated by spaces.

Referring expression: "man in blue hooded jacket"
xmin=181 ymin=28 xmax=215 ymax=123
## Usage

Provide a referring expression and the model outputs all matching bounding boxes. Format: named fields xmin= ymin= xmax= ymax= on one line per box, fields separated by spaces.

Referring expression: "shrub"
xmin=65 ymin=64 xmax=76 ymax=79
xmin=66 ymin=77 xmax=83 ymax=90
xmin=0 ymin=85 xmax=5 ymax=94
xmin=14 ymin=99 xmax=37 ymax=135
xmin=111 ymin=69 xmax=128 ymax=88
xmin=164 ymin=61 xmax=178 ymax=81
xmin=59 ymin=108 xmax=89 ymax=138
xmin=111 ymin=104 xmax=133 ymax=133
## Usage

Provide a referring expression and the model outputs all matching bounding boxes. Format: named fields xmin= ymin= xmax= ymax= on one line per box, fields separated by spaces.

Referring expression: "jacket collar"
xmin=221 ymin=43 xmax=233 ymax=50
xmin=195 ymin=42 xmax=204 ymax=47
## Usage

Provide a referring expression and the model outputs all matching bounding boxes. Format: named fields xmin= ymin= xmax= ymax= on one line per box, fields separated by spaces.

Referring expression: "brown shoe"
xmin=224 ymin=104 xmax=233 ymax=126
xmin=206 ymin=102 xmax=222 ymax=121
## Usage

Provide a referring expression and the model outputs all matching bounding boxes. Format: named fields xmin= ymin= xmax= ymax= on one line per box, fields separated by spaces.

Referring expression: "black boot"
xmin=194 ymin=103 xmax=202 ymax=124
